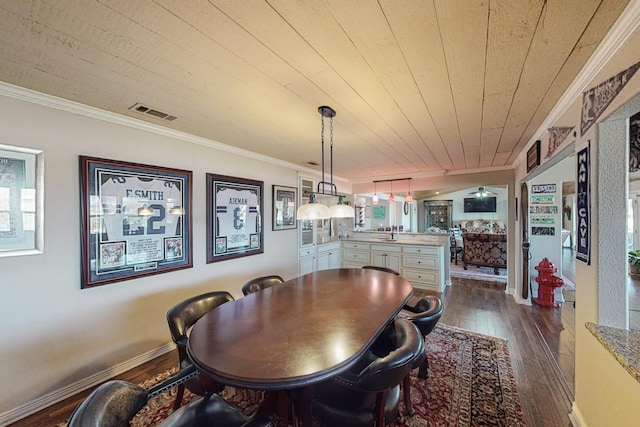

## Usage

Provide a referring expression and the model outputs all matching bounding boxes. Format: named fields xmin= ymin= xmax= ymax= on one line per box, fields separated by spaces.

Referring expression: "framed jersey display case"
xmin=206 ymin=173 xmax=263 ymax=263
xmin=79 ymin=156 xmax=192 ymax=288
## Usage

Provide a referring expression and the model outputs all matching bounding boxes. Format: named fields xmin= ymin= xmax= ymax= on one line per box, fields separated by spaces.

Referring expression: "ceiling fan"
xmin=469 ymin=186 xmax=497 ymax=198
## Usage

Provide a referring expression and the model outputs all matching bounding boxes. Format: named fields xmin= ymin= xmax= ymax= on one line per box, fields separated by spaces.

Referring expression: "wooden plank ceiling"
xmin=0 ymin=0 xmax=630 ymax=180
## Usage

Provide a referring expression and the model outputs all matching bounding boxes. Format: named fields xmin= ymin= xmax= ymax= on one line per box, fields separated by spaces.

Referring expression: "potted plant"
xmin=628 ymin=250 xmax=640 ymax=276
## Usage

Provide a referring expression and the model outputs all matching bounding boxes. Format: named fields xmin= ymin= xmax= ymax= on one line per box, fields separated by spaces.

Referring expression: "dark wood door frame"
xmin=521 ymin=182 xmax=530 ymax=300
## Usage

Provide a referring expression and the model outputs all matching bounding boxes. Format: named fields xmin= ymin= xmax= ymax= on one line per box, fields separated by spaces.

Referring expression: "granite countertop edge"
xmin=340 ymin=237 xmax=446 ymax=246
xmin=585 ymin=322 xmax=640 ymax=383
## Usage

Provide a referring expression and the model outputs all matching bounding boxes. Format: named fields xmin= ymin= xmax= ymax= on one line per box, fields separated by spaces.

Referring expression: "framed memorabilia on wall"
xmin=207 ymin=174 xmax=263 ymax=263
xmin=272 ymin=185 xmax=297 ymax=231
xmin=526 ymin=140 xmax=541 ymax=173
xmin=0 ymin=145 xmax=43 ymax=256
xmin=79 ymin=156 xmax=192 ymax=288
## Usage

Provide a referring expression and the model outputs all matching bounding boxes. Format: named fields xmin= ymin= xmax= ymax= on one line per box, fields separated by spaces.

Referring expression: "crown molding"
xmin=0 ymin=81 xmax=333 ymax=179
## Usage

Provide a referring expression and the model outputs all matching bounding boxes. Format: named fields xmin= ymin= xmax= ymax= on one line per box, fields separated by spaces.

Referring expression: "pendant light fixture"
xmin=405 ymin=179 xmax=413 ymax=202
xmin=296 ymin=106 xmax=354 ymax=220
xmin=372 ymin=181 xmax=379 ymax=205
xmin=372 ymin=178 xmax=412 ymax=204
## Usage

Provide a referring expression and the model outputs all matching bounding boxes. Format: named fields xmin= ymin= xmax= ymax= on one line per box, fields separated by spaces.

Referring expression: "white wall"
xmin=0 ymin=91 xmax=302 ymax=419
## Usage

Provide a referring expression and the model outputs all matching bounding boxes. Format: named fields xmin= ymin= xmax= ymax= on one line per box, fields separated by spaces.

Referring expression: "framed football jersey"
xmin=80 ymin=156 xmax=192 ymax=288
xmin=206 ymin=173 xmax=263 ymax=263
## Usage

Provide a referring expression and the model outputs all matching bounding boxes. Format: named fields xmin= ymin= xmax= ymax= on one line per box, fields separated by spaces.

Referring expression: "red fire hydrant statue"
xmin=533 ymin=258 xmax=564 ymax=308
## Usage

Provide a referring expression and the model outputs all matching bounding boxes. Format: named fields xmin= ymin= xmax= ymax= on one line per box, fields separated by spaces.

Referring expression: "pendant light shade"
xmin=329 ymin=195 xmax=355 ymax=218
xmin=297 ymin=194 xmax=331 ymax=219
xmin=388 ymin=181 xmax=395 ymax=203
xmin=372 ymin=181 xmax=379 ymax=205
xmin=406 ymin=180 xmax=413 ymax=202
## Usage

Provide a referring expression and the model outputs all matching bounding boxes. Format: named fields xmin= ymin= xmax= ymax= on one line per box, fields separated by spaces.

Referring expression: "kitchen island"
xmin=341 ymin=231 xmax=450 ymax=292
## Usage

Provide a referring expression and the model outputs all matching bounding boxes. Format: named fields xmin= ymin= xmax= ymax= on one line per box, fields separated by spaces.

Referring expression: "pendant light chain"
xmin=330 ymin=114 xmax=334 ymax=191
xmin=320 ymin=111 xmax=326 ymax=194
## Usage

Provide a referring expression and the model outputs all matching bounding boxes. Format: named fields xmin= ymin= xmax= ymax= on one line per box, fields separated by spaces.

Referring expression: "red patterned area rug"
xmin=60 ymin=324 xmax=526 ymax=426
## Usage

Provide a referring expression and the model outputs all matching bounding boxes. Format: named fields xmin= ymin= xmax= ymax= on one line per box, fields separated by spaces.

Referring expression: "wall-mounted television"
xmin=463 ymin=197 xmax=497 ymax=213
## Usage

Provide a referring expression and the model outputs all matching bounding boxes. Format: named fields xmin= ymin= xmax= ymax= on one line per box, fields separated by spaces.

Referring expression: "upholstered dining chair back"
xmin=241 ymin=275 xmax=284 ymax=296
xmin=67 ymin=380 xmax=147 ymax=427
xmin=402 ymin=295 xmax=444 ymax=342
xmin=67 ymin=376 xmax=272 ymax=427
xmin=362 ymin=265 xmax=400 ymax=276
xmin=398 ymin=295 xmax=444 ymax=416
xmin=167 ymin=291 xmax=235 ymax=349
xmin=311 ymin=318 xmax=423 ymax=427
xmin=166 ymin=290 xmax=235 ymax=408
xmin=350 ymin=318 xmax=424 ymax=391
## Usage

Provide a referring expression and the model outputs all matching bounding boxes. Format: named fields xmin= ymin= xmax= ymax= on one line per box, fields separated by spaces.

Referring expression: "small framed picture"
xmin=206 ymin=174 xmax=264 ymax=263
xmin=527 ymin=140 xmax=541 ymax=173
xmin=272 ymin=185 xmax=297 ymax=231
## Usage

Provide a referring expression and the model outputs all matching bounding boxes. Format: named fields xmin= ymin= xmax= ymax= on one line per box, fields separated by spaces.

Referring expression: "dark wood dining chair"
xmin=362 ymin=265 xmax=400 ymax=276
xmin=399 ymin=295 xmax=444 ymax=416
xmin=311 ymin=318 xmax=424 ymax=427
xmin=450 ymin=233 xmax=463 ymax=265
xmin=67 ymin=370 xmax=271 ymax=427
xmin=166 ymin=291 xmax=235 ymax=409
xmin=241 ymin=275 xmax=284 ymax=296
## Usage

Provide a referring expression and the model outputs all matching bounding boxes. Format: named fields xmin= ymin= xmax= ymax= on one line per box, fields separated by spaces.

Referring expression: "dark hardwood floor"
xmin=11 ymin=276 xmax=574 ymax=427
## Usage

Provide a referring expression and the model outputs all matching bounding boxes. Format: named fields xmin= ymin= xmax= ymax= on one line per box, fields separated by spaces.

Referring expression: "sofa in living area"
xmin=457 ymin=220 xmax=507 ymax=275
xmin=455 ymin=219 xmax=506 ymax=233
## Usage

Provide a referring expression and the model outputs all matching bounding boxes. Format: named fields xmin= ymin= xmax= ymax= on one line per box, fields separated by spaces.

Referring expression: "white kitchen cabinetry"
xmin=342 ymin=241 xmax=371 ymax=268
xmin=340 ymin=240 xmax=446 ymax=292
xmin=370 ymin=243 xmax=402 ymax=272
xmin=402 ymin=245 xmax=445 ymax=292
xmin=317 ymin=242 xmax=341 ymax=271
xmin=298 ymin=246 xmax=317 ymax=276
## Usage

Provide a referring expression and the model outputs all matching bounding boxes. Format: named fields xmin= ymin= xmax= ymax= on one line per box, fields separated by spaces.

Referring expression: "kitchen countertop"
xmin=586 ymin=322 xmax=640 ymax=383
xmin=341 ymin=237 xmax=446 ymax=246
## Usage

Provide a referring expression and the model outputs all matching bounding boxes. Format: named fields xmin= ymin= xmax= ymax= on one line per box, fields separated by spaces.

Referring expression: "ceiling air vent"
xmin=129 ymin=103 xmax=177 ymax=122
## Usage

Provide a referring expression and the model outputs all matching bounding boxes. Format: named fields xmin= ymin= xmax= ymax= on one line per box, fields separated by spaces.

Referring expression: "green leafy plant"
xmin=628 ymin=250 xmax=640 ymax=275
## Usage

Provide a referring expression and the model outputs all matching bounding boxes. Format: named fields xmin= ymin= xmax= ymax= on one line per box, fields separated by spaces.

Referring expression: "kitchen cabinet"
xmin=342 ymin=241 xmax=371 ymax=268
xmin=340 ymin=240 xmax=446 ymax=292
xmin=317 ymin=242 xmax=341 ymax=271
xmin=298 ymin=246 xmax=317 ymax=276
xmin=298 ymin=174 xmax=338 ymax=274
xmin=402 ymin=245 xmax=445 ymax=292
xmin=370 ymin=243 xmax=402 ymax=272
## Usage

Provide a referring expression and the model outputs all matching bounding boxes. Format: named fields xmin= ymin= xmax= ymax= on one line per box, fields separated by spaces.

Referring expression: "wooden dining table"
xmin=187 ymin=267 xmax=414 ymax=426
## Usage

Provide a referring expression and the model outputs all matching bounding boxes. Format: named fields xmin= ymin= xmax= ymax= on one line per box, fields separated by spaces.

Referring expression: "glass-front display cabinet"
xmin=298 ymin=176 xmax=331 ymax=247
xmin=424 ymin=200 xmax=453 ymax=230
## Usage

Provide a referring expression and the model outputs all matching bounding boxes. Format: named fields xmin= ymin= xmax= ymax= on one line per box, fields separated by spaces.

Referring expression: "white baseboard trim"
xmin=0 ymin=343 xmax=175 ymax=426
xmin=569 ymin=402 xmax=587 ymax=427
